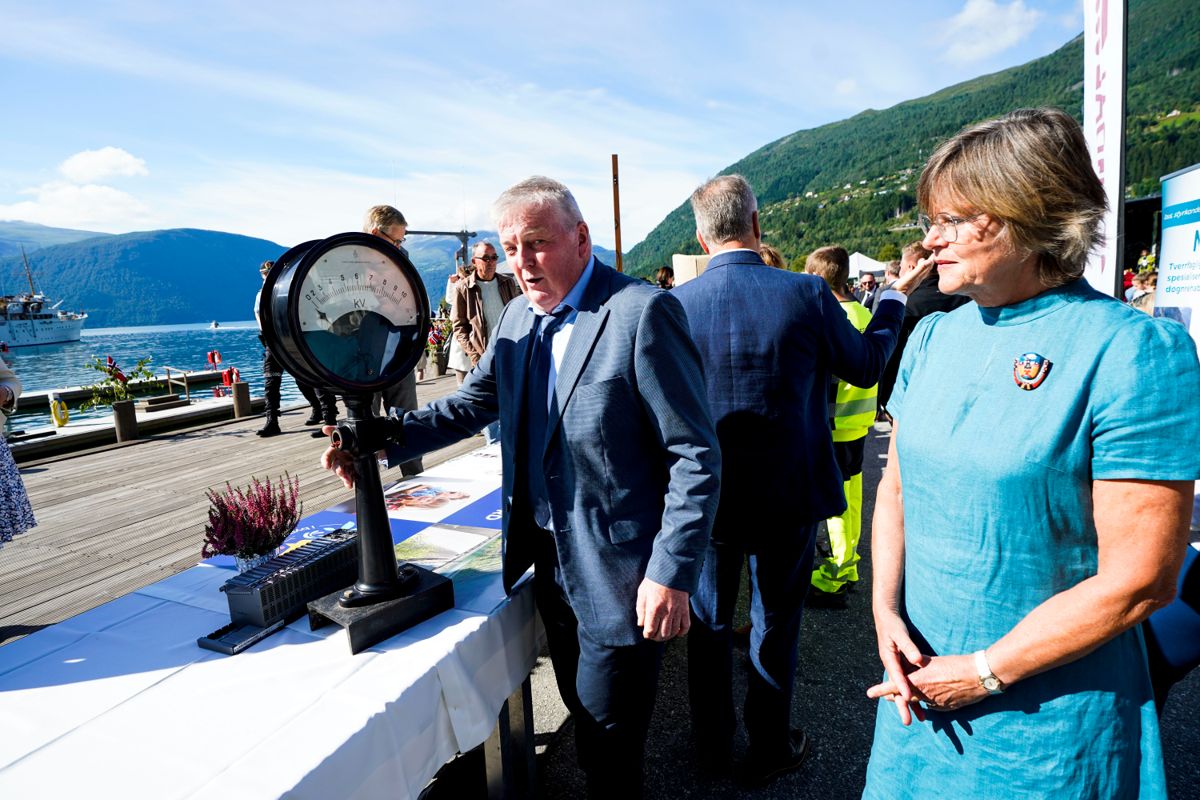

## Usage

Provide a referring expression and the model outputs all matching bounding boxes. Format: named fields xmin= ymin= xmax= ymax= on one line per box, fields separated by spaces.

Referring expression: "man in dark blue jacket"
xmin=673 ymin=174 xmax=930 ymax=787
xmin=325 ymin=177 xmax=721 ymax=799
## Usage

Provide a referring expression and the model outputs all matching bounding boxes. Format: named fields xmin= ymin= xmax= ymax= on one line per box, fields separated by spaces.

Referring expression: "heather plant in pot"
xmin=201 ymin=474 xmax=301 ymax=572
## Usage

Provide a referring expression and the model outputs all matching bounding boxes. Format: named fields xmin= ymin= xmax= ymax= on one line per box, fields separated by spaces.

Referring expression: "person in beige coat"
xmin=449 ymin=241 xmax=520 ymax=443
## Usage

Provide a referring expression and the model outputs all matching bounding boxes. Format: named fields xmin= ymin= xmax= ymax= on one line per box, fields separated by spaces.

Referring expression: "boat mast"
xmin=20 ymin=246 xmax=37 ymax=294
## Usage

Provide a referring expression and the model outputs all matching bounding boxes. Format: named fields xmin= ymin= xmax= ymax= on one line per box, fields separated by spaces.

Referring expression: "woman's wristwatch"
xmin=974 ymin=649 xmax=1005 ymax=694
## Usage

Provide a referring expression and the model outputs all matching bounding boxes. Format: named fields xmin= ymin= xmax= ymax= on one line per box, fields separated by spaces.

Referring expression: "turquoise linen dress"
xmin=863 ymin=280 xmax=1200 ymax=799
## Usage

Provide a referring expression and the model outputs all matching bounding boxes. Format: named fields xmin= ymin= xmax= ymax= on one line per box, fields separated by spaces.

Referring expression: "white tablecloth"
xmin=0 ymin=450 xmax=538 ymax=799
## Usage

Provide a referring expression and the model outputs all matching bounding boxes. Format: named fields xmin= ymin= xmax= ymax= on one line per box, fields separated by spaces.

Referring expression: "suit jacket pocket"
xmin=609 ymin=519 xmax=647 ymax=544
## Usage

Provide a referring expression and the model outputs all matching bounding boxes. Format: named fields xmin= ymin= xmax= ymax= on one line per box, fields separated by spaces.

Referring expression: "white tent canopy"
xmin=849 ymin=252 xmax=886 ymax=279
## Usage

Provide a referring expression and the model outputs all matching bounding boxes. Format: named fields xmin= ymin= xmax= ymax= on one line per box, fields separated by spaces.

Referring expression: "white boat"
xmin=0 ymin=247 xmax=87 ymax=348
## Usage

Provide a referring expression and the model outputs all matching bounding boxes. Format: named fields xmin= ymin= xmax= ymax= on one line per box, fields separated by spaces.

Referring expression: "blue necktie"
xmin=525 ymin=309 xmax=569 ymax=529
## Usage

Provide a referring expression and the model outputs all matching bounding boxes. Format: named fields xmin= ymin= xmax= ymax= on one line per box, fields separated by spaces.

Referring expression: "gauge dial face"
xmin=296 ymin=243 xmax=422 ymax=385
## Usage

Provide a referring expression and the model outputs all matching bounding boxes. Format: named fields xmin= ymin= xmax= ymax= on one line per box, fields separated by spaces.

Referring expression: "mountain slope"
xmin=0 ymin=221 xmax=112 ymax=259
xmin=0 ymin=229 xmax=286 ymax=327
xmin=627 ymin=0 xmax=1200 ymax=274
xmin=0 ymin=224 xmax=616 ymax=327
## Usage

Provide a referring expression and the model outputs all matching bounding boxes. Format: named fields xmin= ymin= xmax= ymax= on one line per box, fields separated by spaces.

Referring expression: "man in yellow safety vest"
xmin=806 ymin=247 xmax=877 ymax=607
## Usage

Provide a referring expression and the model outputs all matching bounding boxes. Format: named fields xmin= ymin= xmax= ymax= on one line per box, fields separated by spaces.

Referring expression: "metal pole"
xmin=612 ymin=154 xmax=623 ymax=272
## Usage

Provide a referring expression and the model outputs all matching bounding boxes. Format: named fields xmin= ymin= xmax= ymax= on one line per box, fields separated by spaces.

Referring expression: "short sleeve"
xmin=1091 ymin=316 xmax=1200 ymax=480
xmin=886 ymin=312 xmax=944 ymax=423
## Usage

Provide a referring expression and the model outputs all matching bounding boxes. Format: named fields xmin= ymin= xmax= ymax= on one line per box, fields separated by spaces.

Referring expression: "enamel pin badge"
xmin=1013 ymin=352 xmax=1052 ymax=391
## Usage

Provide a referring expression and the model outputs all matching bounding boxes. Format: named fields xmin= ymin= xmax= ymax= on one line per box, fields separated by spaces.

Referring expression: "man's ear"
xmin=751 ymin=210 xmax=761 ymax=242
xmin=696 ymin=231 xmax=710 ymax=255
xmin=577 ymin=221 xmax=590 ymax=257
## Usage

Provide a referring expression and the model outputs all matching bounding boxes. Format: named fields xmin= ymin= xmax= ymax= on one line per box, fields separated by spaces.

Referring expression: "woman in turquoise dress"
xmin=863 ymin=108 xmax=1200 ymax=799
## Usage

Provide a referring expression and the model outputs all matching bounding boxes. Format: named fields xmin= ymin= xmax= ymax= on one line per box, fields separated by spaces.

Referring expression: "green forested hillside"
xmin=628 ymin=0 xmax=1200 ymax=274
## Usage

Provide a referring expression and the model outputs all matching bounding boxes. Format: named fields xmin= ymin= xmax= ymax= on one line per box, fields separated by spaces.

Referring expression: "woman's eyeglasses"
xmin=918 ymin=213 xmax=982 ymax=243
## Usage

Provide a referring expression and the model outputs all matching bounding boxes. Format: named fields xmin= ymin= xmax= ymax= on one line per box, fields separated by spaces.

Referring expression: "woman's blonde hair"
xmin=917 ymin=107 xmax=1107 ymax=288
xmin=759 ymin=243 xmax=786 ymax=269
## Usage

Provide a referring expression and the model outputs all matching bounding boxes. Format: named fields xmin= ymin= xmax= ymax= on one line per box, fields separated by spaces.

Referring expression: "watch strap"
xmin=974 ymin=649 xmax=1005 ymax=694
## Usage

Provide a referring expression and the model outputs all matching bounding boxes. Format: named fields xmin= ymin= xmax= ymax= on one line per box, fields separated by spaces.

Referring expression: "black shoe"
xmin=303 ymin=411 xmax=323 ymax=425
xmin=256 ymin=418 xmax=281 ymax=437
xmin=737 ymin=730 xmax=812 ymax=788
xmin=805 ymin=585 xmax=848 ymax=609
xmin=311 ymin=428 xmax=329 ymax=439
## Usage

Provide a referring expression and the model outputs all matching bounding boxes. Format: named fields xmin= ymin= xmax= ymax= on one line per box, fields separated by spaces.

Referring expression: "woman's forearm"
xmin=872 ymin=428 xmax=906 ymax=618
xmin=986 ymin=479 xmax=1191 ymax=687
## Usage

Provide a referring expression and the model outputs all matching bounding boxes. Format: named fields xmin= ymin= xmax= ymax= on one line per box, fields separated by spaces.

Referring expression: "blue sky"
xmin=0 ymin=0 xmax=1085 ymax=249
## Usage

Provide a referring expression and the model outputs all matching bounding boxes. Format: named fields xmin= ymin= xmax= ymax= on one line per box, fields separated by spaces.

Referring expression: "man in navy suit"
xmin=673 ymin=175 xmax=930 ymax=787
xmin=323 ymin=176 xmax=721 ymax=798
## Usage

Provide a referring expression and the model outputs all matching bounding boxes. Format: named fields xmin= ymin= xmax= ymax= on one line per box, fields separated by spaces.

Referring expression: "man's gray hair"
xmin=492 ymin=176 xmax=584 ymax=230
xmin=472 ymin=239 xmax=495 ymax=255
xmin=691 ymin=174 xmax=757 ymax=245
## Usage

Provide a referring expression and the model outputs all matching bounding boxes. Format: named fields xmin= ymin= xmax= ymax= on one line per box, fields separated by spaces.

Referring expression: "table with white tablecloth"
xmin=0 ymin=444 xmax=538 ymax=799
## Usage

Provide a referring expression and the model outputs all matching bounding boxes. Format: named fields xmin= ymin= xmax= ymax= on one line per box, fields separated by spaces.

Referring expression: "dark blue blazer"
xmin=386 ymin=260 xmax=722 ymax=646
xmin=673 ymin=249 xmax=904 ymax=542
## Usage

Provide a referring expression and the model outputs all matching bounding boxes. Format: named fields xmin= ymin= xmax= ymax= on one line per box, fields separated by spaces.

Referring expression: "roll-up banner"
xmin=1082 ymin=0 xmax=1127 ymax=297
xmin=1158 ymin=162 xmax=1200 ymax=529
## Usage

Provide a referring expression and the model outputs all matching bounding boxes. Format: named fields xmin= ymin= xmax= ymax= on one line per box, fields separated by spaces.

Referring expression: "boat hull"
xmin=0 ymin=314 xmax=87 ymax=347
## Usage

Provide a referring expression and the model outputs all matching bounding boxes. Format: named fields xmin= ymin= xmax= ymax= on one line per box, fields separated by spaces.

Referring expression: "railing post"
xmin=112 ymin=399 xmax=139 ymax=442
xmin=232 ymin=381 xmax=251 ymax=418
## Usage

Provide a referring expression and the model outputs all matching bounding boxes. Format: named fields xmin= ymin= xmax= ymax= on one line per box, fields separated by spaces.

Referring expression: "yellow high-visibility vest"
xmin=830 ymin=300 xmax=877 ymax=441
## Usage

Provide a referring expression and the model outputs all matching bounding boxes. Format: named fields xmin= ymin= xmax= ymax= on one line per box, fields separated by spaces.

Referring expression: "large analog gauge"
xmin=261 ymin=233 xmax=430 ymax=394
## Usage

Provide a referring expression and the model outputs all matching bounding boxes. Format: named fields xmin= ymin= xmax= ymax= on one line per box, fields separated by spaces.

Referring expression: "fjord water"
xmin=3 ymin=321 xmax=311 ymax=430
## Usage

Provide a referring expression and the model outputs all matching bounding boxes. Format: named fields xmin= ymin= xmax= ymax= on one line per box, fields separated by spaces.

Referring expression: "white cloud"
xmin=0 ymin=146 xmax=153 ymax=233
xmin=942 ymin=0 xmax=1043 ymax=64
xmin=0 ymin=181 xmax=155 ymax=231
xmin=59 ymin=147 xmax=148 ymax=183
xmin=835 ymin=79 xmax=858 ymax=96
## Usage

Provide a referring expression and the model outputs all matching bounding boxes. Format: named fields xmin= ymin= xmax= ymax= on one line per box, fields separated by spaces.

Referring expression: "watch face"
xmin=297 ymin=243 xmax=422 ymax=385
xmin=983 ymin=676 xmax=1001 ymax=692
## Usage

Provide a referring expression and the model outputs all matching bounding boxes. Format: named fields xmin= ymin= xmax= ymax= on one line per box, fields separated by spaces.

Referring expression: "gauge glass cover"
xmin=296 ymin=244 xmax=422 ymax=385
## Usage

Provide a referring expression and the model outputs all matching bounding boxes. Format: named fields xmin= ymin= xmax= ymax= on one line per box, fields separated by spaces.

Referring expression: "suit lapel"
xmin=542 ymin=260 xmax=613 ymax=456
xmin=500 ymin=301 xmax=537 ymax=431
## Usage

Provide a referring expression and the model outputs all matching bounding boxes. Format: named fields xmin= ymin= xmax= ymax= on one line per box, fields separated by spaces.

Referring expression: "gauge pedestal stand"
xmin=307 ymin=396 xmax=454 ymax=654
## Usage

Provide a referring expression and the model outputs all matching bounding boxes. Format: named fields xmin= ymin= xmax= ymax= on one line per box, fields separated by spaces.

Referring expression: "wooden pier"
xmin=0 ymin=374 xmax=476 ymax=645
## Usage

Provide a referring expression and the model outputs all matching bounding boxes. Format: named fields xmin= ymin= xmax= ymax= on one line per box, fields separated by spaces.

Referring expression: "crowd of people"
xmin=315 ymin=108 xmax=1200 ymax=799
xmin=2 ymin=104 xmax=1195 ymax=799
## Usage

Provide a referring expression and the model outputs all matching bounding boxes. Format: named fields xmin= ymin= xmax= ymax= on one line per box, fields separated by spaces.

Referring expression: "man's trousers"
xmin=378 ymin=371 xmax=423 ymax=476
xmin=262 ymin=345 xmax=337 ymax=422
xmin=687 ymin=521 xmax=818 ymax=758
xmin=812 ymin=434 xmax=866 ymax=592
xmin=533 ymin=527 xmax=663 ymax=799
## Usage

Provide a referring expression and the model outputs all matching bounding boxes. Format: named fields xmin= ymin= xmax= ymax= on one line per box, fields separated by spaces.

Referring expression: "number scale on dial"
xmin=300 ymin=252 xmax=417 ymax=330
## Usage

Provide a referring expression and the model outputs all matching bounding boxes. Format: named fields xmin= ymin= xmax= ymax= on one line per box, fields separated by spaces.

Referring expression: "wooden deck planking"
xmin=0 ymin=375 xmax=482 ymax=644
